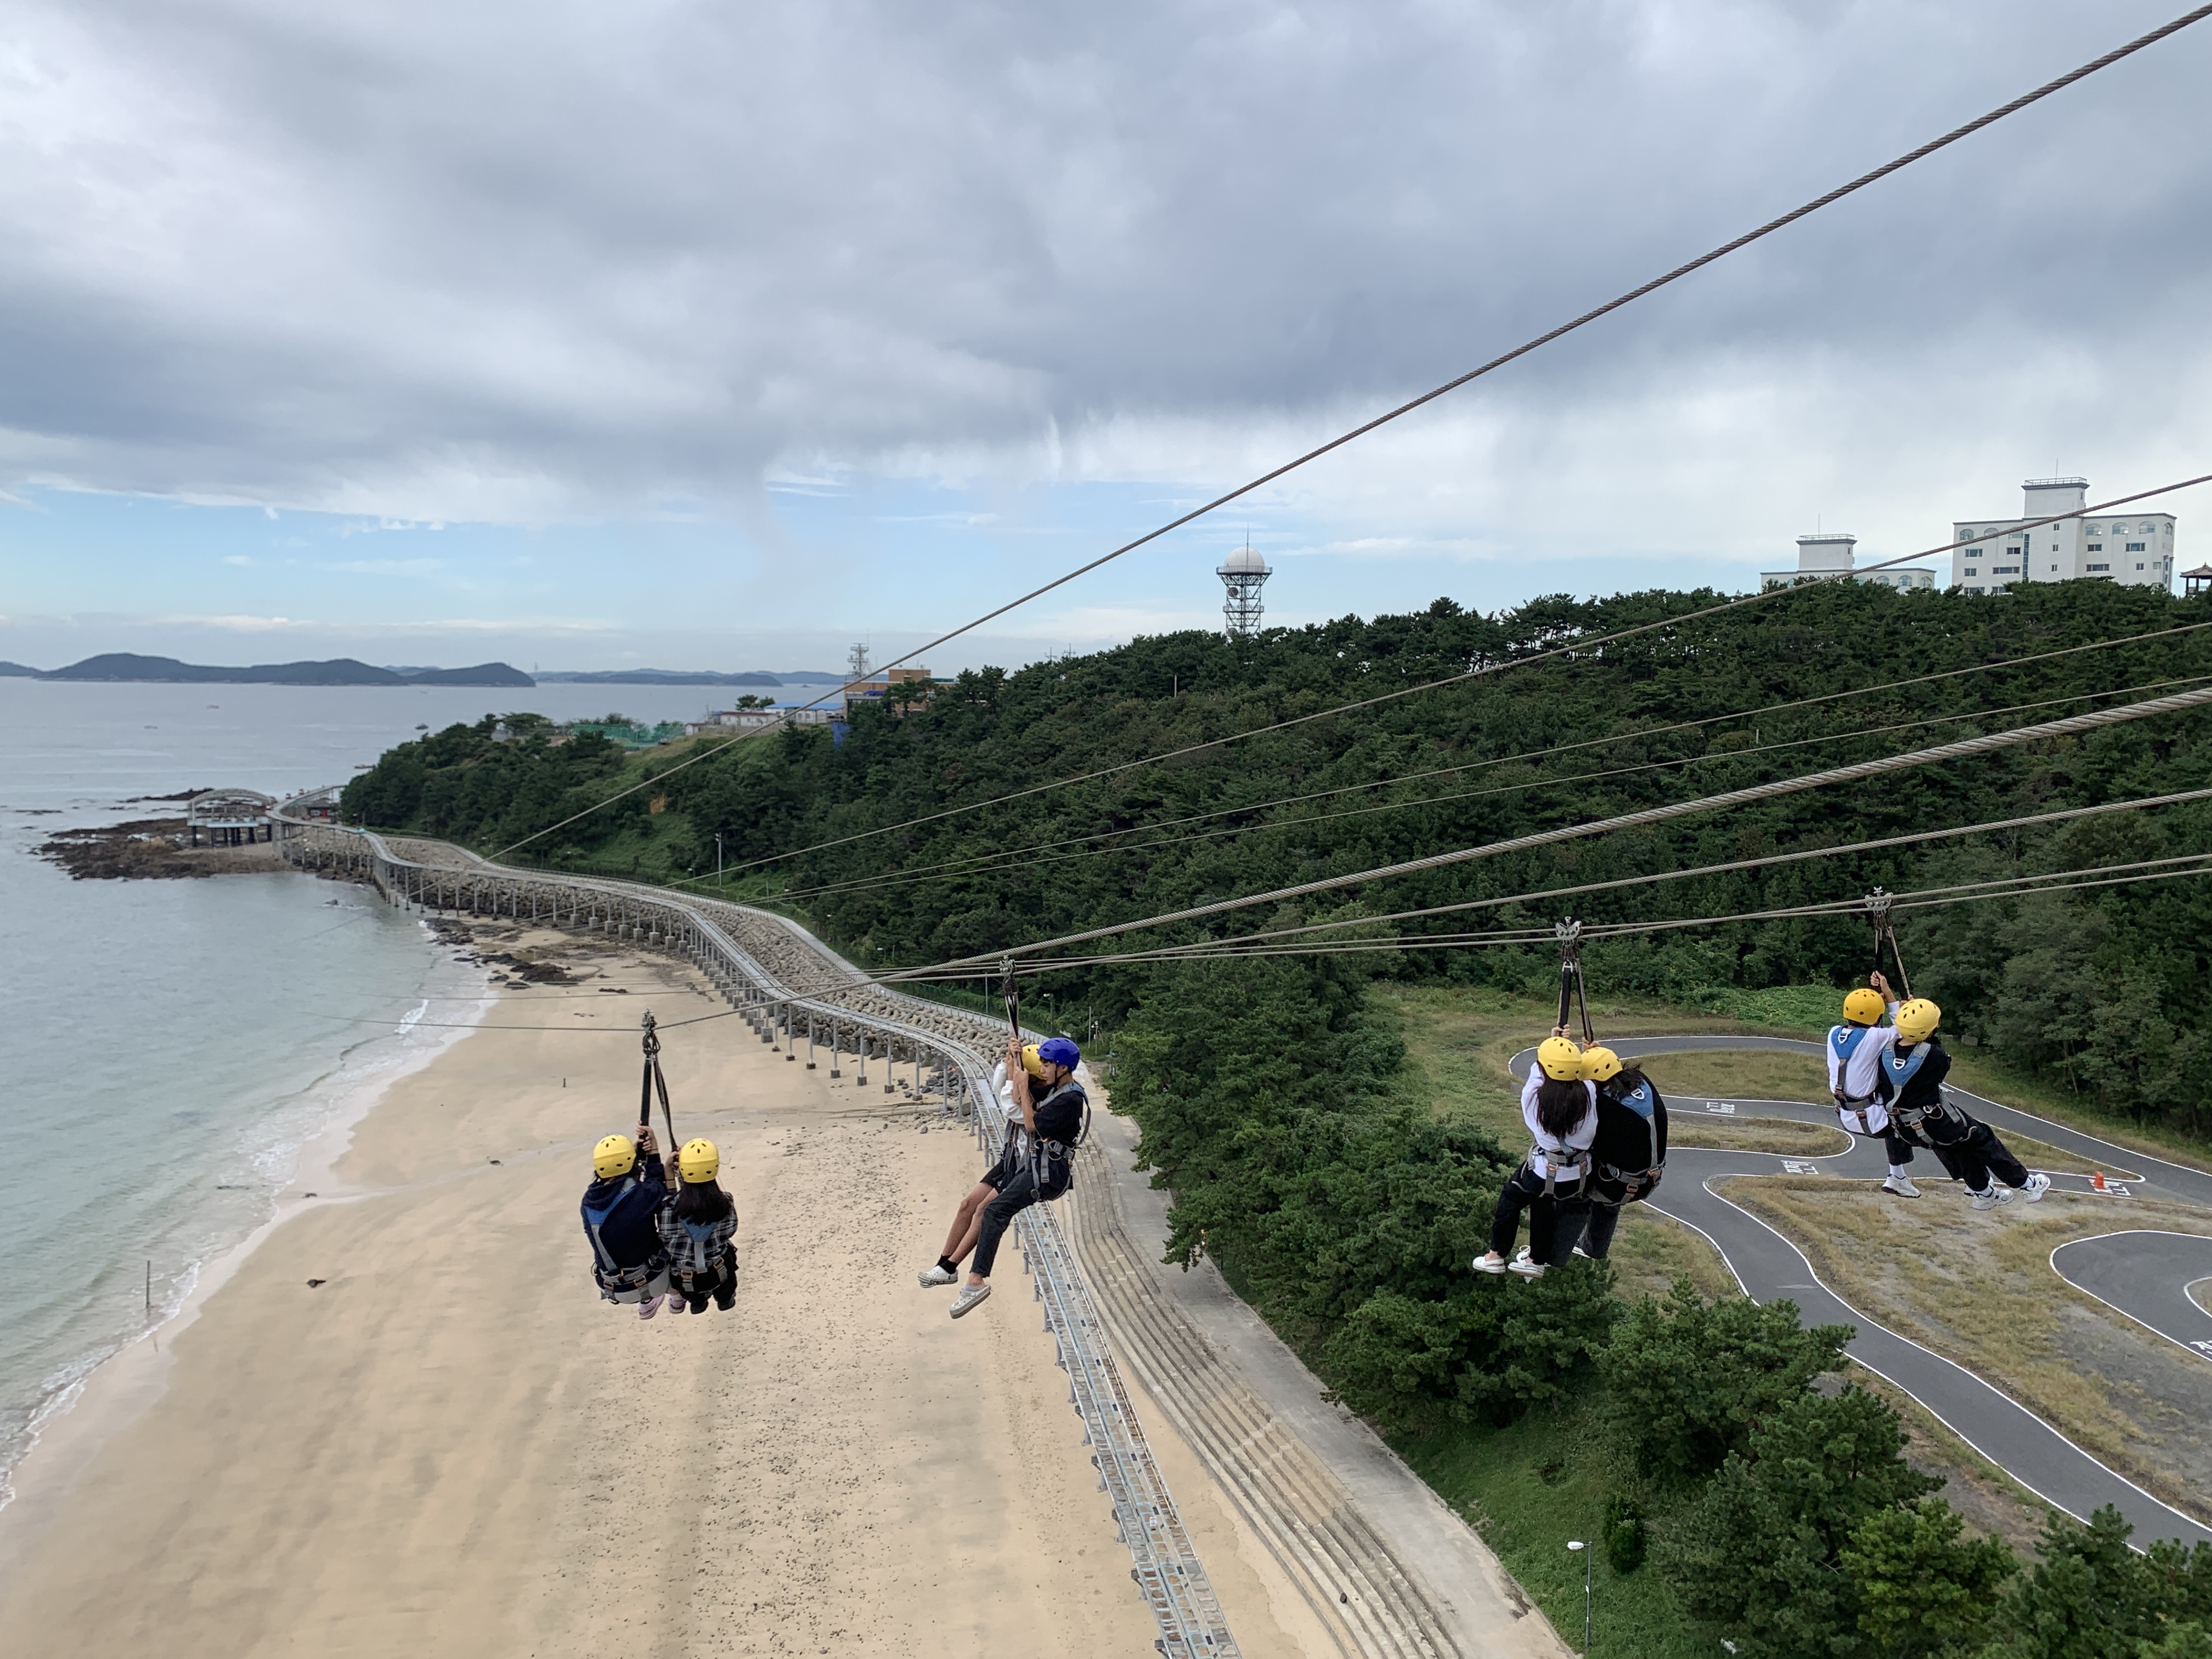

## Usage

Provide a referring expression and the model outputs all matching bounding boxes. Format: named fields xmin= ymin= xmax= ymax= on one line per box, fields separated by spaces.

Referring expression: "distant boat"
xmin=353 ymin=763 xmax=372 ymax=770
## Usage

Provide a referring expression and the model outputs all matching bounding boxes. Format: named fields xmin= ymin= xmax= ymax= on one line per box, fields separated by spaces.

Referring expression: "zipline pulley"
xmin=1555 ymin=917 xmax=1596 ymax=1047
xmin=1862 ymin=887 xmax=1912 ymax=998
xmin=639 ymin=1009 xmax=676 ymax=1156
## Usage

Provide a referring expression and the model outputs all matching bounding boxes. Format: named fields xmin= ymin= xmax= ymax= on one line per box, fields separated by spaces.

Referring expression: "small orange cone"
xmin=2091 ymin=1171 xmax=2108 ymax=1192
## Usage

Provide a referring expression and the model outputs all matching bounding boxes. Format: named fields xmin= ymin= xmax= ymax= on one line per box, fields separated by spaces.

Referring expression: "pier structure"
xmin=187 ymin=787 xmax=276 ymax=847
xmin=267 ymin=792 xmax=1242 ymax=1659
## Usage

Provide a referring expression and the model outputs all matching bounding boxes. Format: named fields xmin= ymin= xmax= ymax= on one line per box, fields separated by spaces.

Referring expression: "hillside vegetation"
xmin=342 ymin=578 xmax=2212 ymax=1657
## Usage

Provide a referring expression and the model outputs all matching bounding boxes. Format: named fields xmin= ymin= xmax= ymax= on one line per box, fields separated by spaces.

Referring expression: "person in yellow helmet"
xmin=1556 ymin=1045 xmax=1668 ymax=1262
xmin=1880 ymin=996 xmax=2048 ymax=1211
xmin=1474 ymin=1028 xmax=1598 ymax=1280
xmin=658 ymin=1137 xmax=739 ymax=1314
xmin=580 ymin=1126 xmax=674 ymax=1319
xmin=1828 ymin=971 xmax=1925 ymax=1198
xmin=918 ymin=1041 xmax=1051 ymax=1289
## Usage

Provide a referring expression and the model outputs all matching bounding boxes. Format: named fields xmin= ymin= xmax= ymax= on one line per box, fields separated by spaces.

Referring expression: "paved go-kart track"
xmin=1510 ymin=1035 xmax=2212 ymax=1547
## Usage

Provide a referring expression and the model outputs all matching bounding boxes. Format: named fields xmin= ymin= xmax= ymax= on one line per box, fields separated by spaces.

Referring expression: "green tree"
xmin=1659 ymin=1385 xmax=1940 ymax=1658
xmin=1841 ymin=1499 xmax=2015 ymax=1658
xmin=1603 ymin=1280 xmax=1851 ymax=1486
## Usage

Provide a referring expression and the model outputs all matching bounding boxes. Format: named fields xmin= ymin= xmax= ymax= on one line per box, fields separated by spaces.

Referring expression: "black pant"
xmin=970 ymin=1159 xmax=1069 ymax=1279
xmin=670 ymin=1253 xmax=736 ymax=1312
xmin=1488 ymin=1167 xmax=1578 ymax=1266
xmin=1559 ymin=1199 xmax=1622 ymax=1260
xmin=1903 ymin=1109 xmax=2029 ymax=1191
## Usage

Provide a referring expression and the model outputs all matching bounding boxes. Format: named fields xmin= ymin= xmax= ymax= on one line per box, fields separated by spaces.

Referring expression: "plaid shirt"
xmin=657 ymin=1200 xmax=737 ymax=1274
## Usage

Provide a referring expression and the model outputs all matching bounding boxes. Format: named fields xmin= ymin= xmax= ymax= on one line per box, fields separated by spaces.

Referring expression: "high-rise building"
xmin=1951 ymin=477 xmax=2177 ymax=594
xmin=1217 ymin=546 xmax=1271 ymax=637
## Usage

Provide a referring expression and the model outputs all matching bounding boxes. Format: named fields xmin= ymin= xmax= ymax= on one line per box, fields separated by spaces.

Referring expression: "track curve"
xmin=1508 ymin=1037 xmax=2212 ymax=1547
xmin=2052 ymin=1232 xmax=2212 ymax=1366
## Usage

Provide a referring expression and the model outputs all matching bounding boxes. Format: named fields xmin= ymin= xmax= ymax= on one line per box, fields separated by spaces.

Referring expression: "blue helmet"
xmin=1037 ymin=1036 xmax=1081 ymax=1071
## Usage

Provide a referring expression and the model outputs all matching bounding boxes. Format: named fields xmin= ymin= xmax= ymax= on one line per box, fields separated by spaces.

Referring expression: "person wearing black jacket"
xmin=1882 ymin=998 xmax=2049 ymax=1211
xmin=580 ymin=1127 xmax=675 ymax=1318
xmin=1562 ymin=1045 xmax=1668 ymax=1260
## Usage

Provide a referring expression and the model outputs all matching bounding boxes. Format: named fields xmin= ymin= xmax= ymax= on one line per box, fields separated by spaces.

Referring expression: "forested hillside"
xmin=346 ymin=579 xmax=2212 ymax=1135
xmin=343 ymin=578 xmax=2212 ymax=1656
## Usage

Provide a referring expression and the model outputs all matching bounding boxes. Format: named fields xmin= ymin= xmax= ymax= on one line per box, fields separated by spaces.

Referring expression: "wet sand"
xmin=0 ymin=939 xmax=1164 ymax=1657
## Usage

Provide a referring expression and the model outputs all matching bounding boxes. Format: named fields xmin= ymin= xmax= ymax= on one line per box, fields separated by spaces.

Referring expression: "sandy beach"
xmin=0 ymin=930 xmax=1167 ymax=1656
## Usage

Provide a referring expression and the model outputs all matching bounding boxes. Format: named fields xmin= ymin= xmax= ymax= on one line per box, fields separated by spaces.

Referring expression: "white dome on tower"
xmin=1217 ymin=547 xmax=1270 ymax=575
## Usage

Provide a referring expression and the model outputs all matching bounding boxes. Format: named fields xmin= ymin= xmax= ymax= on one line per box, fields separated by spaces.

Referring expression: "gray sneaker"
xmin=1882 ymin=1174 xmax=1921 ymax=1198
xmin=950 ymin=1282 xmax=992 ymax=1318
xmin=2022 ymin=1172 xmax=2051 ymax=1203
xmin=1970 ymin=1186 xmax=2012 ymax=1211
xmin=918 ymin=1264 xmax=958 ymax=1287
xmin=1506 ymin=1258 xmax=1547 ymax=1279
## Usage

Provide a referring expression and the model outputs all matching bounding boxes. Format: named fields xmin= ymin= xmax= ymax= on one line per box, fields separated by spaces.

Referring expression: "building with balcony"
xmin=1951 ymin=477 xmax=2177 ymax=594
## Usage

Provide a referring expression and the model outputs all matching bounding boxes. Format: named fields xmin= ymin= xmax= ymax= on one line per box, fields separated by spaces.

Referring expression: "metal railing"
xmin=270 ymin=802 xmax=1238 ymax=1657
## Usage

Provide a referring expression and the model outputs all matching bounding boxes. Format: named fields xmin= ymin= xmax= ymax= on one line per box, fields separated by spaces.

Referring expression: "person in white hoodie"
xmin=1473 ymin=1033 xmax=1598 ymax=1280
xmin=916 ymin=1043 xmax=1045 ymax=1287
xmin=1827 ymin=972 xmax=1926 ymax=1197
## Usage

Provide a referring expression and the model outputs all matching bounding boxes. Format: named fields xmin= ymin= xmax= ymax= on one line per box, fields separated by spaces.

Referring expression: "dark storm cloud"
xmin=1 ymin=0 xmax=2207 ymax=519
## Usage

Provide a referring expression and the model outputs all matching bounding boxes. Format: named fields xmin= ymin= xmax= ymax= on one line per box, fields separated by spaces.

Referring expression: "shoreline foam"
xmin=0 ymin=926 xmax=493 ymax=1528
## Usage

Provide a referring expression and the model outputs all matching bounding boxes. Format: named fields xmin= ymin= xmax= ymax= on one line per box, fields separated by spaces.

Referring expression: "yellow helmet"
xmin=1581 ymin=1045 xmax=1623 ymax=1083
xmin=1537 ymin=1037 xmax=1584 ymax=1082
xmin=1841 ymin=988 xmax=1887 ymax=1025
xmin=1894 ymin=998 xmax=1942 ymax=1043
xmin=593 ymin=1133 xmax=637 ymax=1180
xmin=1020 ymin=1043 xmax=1047 ymax=1080
xmin=677 ymin=1137 xmax=720 ymax=1183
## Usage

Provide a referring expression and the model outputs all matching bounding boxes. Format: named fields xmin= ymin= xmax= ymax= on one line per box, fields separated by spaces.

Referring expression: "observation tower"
xmin=1217 ymin=545 xmax=1271 ymax=638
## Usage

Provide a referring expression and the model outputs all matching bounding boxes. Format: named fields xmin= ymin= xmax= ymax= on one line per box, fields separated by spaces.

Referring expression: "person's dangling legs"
xmin=1574 ymin=1199 xmax=1622 ymax=1260
xmin=1476 ymin=1166 xmax=1544 ymax=1272
xmin=950 ymin=1164 xmax=1040 ymax=1317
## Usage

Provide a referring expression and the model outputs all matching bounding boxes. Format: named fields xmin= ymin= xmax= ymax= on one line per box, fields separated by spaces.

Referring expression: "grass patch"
xmin=1722 ymin=1176 xmax=2212 ymax=1525
xmin=1392 ymin=1395 xmax=1709 ymax=1659
xmin=1669 ymin=1117 xmax=1850 ymax=1156
xmin=1642 ymin=1048 xmax=1829 ymax=1104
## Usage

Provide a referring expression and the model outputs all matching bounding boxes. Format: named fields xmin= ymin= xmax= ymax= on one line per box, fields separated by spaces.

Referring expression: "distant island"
xmin=0 ymin=661 xmax=39 ymax=678
xmin=533 ymin=668 xmax=847 ymax=686
xmin=32 ymin=654 xmax=534 ymax=687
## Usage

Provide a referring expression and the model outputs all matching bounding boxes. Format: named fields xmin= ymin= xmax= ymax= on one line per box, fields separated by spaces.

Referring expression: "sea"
xmin=0 ymin=676 xmax=720 ymax=1502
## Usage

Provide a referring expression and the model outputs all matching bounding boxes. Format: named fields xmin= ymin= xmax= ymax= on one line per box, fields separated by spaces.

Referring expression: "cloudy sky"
xmin=3 ymin=0 xmax=2209 ymax=674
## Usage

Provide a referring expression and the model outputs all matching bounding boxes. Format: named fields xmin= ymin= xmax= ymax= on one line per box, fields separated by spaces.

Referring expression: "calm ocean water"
xmin=0 ymin=676 xmax=720 ymax=1499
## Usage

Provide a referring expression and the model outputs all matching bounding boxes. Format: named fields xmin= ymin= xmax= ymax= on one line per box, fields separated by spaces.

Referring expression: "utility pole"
xmin=715 ymin=832 xmax=725 ymax=890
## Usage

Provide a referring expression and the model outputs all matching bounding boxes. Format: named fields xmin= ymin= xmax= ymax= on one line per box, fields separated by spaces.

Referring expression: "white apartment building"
xmin=1760 ymin=533 xmax=1936 ymax=592
xmin=1952 ymin=477 xmax=2177 ymax=594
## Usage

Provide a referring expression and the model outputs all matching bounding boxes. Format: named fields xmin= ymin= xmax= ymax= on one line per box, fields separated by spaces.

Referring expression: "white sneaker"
xmin=1472 ymin=1252 xmax=1510 ymax=1275
xmin=918 ymin=1264 xmax=958 ymax=1287
xmin=950 ymin=1282 xmax=992 ymax=1318
xmin=667 ymin=1296 xmax=689 ymax=1314
xmin=1882 ymin=1175 xmax=1921 ymax=1198
xmin=1507 ymin=1259 xmax=1547 ymax=1279
xmin=1571 ymin=1245 xmax=1593 ymax=1259
xmin=2022 ymin=1172 xmax=2051 ymax=1203
xmin=1970 ymin=1187 xmax=2012 ymax=1211
xmin=637 ymin=1294 xmax=664 ymax=1320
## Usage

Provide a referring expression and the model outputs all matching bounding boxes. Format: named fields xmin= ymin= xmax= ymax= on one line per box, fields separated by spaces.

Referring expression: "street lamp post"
xmin=1567 ymin=1540 xmax=1590 ymax=1656
xmin=715 ymin=832 xmax=724 ymax=889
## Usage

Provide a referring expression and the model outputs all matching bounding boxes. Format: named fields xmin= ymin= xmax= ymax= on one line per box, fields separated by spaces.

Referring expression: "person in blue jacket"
xmin=580 ymin=1127 xmax=674 ymax=1318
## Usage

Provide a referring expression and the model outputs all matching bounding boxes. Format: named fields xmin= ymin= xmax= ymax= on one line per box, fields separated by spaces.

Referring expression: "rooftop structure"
xmin=1951 ymin=477 xmax=2177 ymax=594
xmin=186 ymin=787 xmax=276 ymax=846
xmin=1218 ymin=545 xmax=1271 ymax=637
xmin=1759 ymin=533 xmax=1936 ymax=594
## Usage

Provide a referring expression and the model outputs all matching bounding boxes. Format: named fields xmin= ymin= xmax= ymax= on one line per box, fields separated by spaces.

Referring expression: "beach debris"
xmin=488 ymin=1158 xmax=502 ymax=1165
xmin=306 ymin=1279 xmax=326 ymax=1288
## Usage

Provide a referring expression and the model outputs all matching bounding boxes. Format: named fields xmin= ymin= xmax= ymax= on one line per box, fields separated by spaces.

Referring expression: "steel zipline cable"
xmin=284 ymin=853 xmax=2212 ymax=1032
xmin=895 ymin=681 xmax=2212 ymax=974
xmin=744 ymin=617 xmax=2212 ymax=901
xmin=482 ymin=3 xmax=2212 ymax=867
xmin=881 ymin=854 xmax=2212 ymax=977
xmin=689 ymin=471 xmax=2212 ymax=883
xmin=758 ymin=670 xmax=2212 ymax=905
